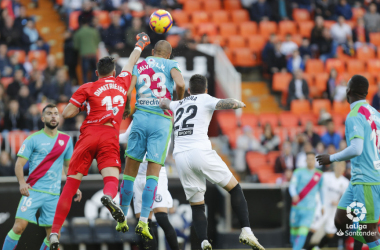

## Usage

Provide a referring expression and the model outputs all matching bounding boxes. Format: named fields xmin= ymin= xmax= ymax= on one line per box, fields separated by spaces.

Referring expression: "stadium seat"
xmin=211 ymin=10 xmax=229 ymax=23
xmin=279 ymin=112 xmax=299 ymax=127
xmin=8 ymin=131 xmax=29 ymax=155
xmin=227 ymin=35 xmax=246 ymax=49
xmin=370 ymin=33 xmax=380 ymax=46
xmin=298 ymin=21 xmax=314 ymax=38
xmin=171 ymin=10 xmax=189 ymax=25
xmin=257 ymin=168 xmax=276 ymax=183
xmin=191 ymin=11 xmax=209 ymax=24
xmin=368 ymin=84 xmax=378 ymax=102
xmin=93 ymin=219 xmax=116 ymax=244
xmin=347 ymin=59 xmax=365 ymax=74
xmin=198 ymin=23 xmax=218 ymax=36
xmin=367 ymin=59 xmax=380 ymax=74
xmin=247 ymin=35 xmax=266 ymax=53
xmin=57 ymin=103 xmax=68 ymax=113
xmin=1 ymin=0 xmax=10 ymax=9
xmin=231 ymin=9 xmax=250 ymax=23
xmin=305 ymin=59 xmax=324 ymax=74
xmin=239 ymin=22 xmax=257 ymax=37
xmin=324 ymin=20 xmax=336 ymax=29
xmin=315 ymin=125 xmax=327 ymax=136
xmin=314 ymin=72 xmax=329 ymax=92
xmin=259 ymin=21 xmax=277 ymax=40
xmin=278 ymin=21 xmax=297 ymax=36
xmin=312 ymin=99 xmax=331 ymax=115
xmin=302 ymin=73 xmax=315 ymax=86
xmin=331 ymin=113 xmax=345 ymax=127
xmin=333 ymin=101 xmax=350 ymax=115
xmin=241 ymin=114 xmax=258 ymax=127
xmin=94 ymin=10 xmax=111 ymax=28
xmin=28 ymin=50 xmax=48 ymax=70
xmin=166 ymin=35 xmax=181 ymax=48
xmin=259 ymin=113 xmax=279 ymax=128
xmin=359 ymin=72 xmax=375 ymax=85
xmin=345 ymin=20 xmax=355 ymax=29
xmin=232 ymin=48 xmax=256 ymax=67
xmin=70 ymin=217 xmax=93 ymax=244
xmin=352 ymin=8 xmax=365 ymax=21
xmin=69 ymin=11 xmax=80 ymax=30
xmin=208 ymin=35 xmax=226 ymax=46
xmin=224 ymin=47 xmax=233 ymax=61
xmin=325 ymin=59 xmax=345 ymax=73
xmin=356 ymin=46 xmax=375 ymax=61
xmin=7 ymin=50 xmax=26 ymax=63
xmin=1 ymin=77 xmax=14 ymax=89
xmin=290 ymin=99 xmax=311 ymax=115
xmin=267 ymin=151 xmax=280 ymax=166
xmin=272 ymin=72 xmax=292 ymax=92
xmin=183 ymin=1 xmax=202 ymax=12
xmin=204 ymin=0 xmax=222 ymax=11
xmin=246 ymin=152 xmax=267 ymax=173
xmin=219 ymin=23 xmax=238 ymax=36
xmin=216 ymin=111 xmax=237 ymax=133
xmin=299 ymin=113 xmax=317 ymax=126
xmin=223 ymin=0 xmax=242 ymax=10
xmin=292 ymin=8 xmax=310 ymax=22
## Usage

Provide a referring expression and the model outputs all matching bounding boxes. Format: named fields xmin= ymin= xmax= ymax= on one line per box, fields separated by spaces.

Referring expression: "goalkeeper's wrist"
xmin=134 ymin=46 xmax=142 ymax=52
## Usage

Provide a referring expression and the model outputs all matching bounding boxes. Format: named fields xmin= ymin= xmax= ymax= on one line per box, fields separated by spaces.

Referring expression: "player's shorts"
xmin=290 ymin=207 xmax=316 ymax=228
xmin=67 ymin=125 xmax=121 ymax=176
xmin=174 ymin=148 xmax=233 ymax=203
xmin=126 ymin=109 xmax=172 ymax=166
xmin=15 ymin=190 xmax=59 ymax=227
xmin=337 ymin=182 xmax=380 ymax=223
xmin=310 ymin=207 xmax=337 ymax=234
xmin=133 ymin=172 xmax=173 ymax=214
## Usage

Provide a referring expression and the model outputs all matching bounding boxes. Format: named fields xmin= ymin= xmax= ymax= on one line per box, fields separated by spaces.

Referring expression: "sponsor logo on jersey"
xmin=119 ymin=72 xmax=129 ymax=77
xmin=58 ymin=140 xmax=64 ymax=146
xmin=138 ymin=98 xmax=160 ymax=106
xmin=178 ymin=130 xmax=193 ymax=136
xmin=155 ymin=194 xmax=162 ymax=203
xmin=347 ymin=202 xmax=366 ymax=222
xmin=19 ymin=144 xmax=26 ymax=154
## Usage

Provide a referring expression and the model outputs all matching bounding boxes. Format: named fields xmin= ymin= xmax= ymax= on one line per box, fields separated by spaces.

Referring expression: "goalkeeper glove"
xmin=135 ymin=32 xmax=151 ymax=50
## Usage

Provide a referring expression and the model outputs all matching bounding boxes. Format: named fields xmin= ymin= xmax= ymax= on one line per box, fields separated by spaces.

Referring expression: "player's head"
xmin=346 ymin=74 xmax=369 ymax=103
xmin=334 ymin=161 xmax=346 ymax=177
xmin=42 ymin=104 xmax=59 ymax=130
xmin=152 ymin=40 xmax=172 ymax=59
xmin=306 ymin=152 xmax=316 ymax=169
xmin=189 ymin=74 xmax=207 ymax=95
xmin=96 ymin=56 xmax=116 ymax=78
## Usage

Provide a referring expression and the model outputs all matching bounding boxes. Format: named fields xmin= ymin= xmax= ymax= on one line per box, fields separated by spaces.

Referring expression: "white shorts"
xmin=310 ymin=207 xmax=337 ymax=234
xmin=174 ymin=149 xmax=233 ymax=203
xmin=133 ymin=173 xmax=173 ymax=214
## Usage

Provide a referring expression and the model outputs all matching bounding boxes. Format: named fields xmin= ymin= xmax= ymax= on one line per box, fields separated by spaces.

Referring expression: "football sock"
xmin=149 ymin=219 xmax=159 ymax=245
xmin=303 ymin=232 xmax=313 ymax=250
xmin=368 ymin=240 xmax=380 ymax=250
xmin=119 ymin=175 xmax=135 ymax=216
xmin=51 ymin=177 xmax=81 ymax=234
xmin=191 ymin=204 xmax=208 ymax=242
xmin=290 ymin=228 xmax=297 ymax=245
xmin=293 ymin=227 xmax=309 ymax=250
xmin=103 ymin=176 xmax=119 ymax=199
xmin=2 ymin=229 xmax=20 ymax=250
xmin=140 ymin=219 xmax=157 ymax=250
xmin=354 ymin=240 xmax=364 ymax=250
xmin=155 ymin=212 xmax=180 ymax=250
xmin=39 ymin=237 xmax=50 ymax=250
xmin=141 ymin=176 xmax=158 ymax=219
xmin=318 ymin=235 xmax=332 ymax=248
xmin=229 ymin=184 xmax=250 ymax=228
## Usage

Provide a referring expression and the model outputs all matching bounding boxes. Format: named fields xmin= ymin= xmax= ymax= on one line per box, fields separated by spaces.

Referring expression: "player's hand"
xmin=74 ymin=189 xmax=82 ymax=202
xmin=20 ymin=182 xmax=32 ymax=197
xmin=123 ymin=105 xmax=131 ymax=119
xmin=292 ymin=195 xmax=300 ymax=203
xmin=158 ymin=97 xmax=171 ymax=116
xmin=316 ymin=154 xmax=332 ymax=166
xmin=135 ymin=32 xmax=151 ymax=50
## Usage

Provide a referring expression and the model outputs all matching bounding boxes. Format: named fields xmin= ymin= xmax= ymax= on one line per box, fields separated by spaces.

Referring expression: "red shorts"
xmin=67 ymin=125 xmax=121 ymax=176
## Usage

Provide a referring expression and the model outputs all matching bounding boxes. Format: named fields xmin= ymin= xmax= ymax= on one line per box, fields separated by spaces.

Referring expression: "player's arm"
xmin=215 ymin=98 xmax=246 ymax=110
xmin=122 ymin=33 xmax=150 ymax=73
xmin=171 ymin=68 xmax=185 ymax=100
xmin=120 ymin=121 xmax=133 ymax=143
xmin=159 ymin=98 xmax=172 ymax=111
xmin=289 ymin=171 xmax=299 ymax=203
xmin=62 ymin=103 xmax=81 ymax=119
xmin=123 ymin=77 xmax=137 ymax=119
xmin=15 ymin=157 xmax=32 ymax=197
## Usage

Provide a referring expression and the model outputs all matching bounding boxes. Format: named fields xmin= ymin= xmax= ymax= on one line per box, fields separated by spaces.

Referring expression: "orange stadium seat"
xmin=298 ymin=21 xmax=314 ymax=38
xmin=326 ymin=59 xmax=345 ymax=73
xmin=302 ymin=73 xmax=315 ymax=86
xmin=292 ymin=8 xmax=310 ymax=22
xmin=57 ymin=103 xmax=68 ymax=113
xmin=171 ymin=10 xmax=189 ymax=25
xmin=333 ymin=101 xmax=350 ymax=115
xmin=367 ymin=59 xmax=380 ymax=74
xmin=211 ymin=10 xmax=229 ymax=23
xmin=232 ymin=48 xmax=256 ymax=67
xmin=223 ymin=0 xmax=242 ymax=10
xmin=1 ymin=0 xmax=10 ymax=9
xmin=259 ymin=21 xmax=277 ymax=39
xmin=279 ymin=112 xmax=299 ymax=127
xmin=7 ymin=50 xmax=26 ymax=63
xmin=259 ymin=113 xmax=279 ymax=128
xmin=28 ymin=50 xmax=47 ymax=70
xmin=224 ymin=48 xmax=233 ymax=61
xmin=183 ymin=1 xmax=201 ymax=12
xmin=191 ymin=11 xmax=209 ymax=24
xmin=204 ymin=0 xmax=222 ymax=11
xmin=291 ymin=34 xmax=303 ymax=47
xmin=231 ymin=9 xmax=250 ymax=23
xmin=356 ymin=46 xmax=375 ymax=61
xmin=180 ymin=23 xmax=196 ymax=34
xmin=290 ymin=99 xmax=311 ymax=115
xmin=257 ymin=168 xmax=276 ymax=182
xmin=370 ymin=33 xmax=380 ymax=46
xmin=299 ymin=113 xmax=317 ymax=125
xmin=312 ymin=99 xmax=331 ymax=115
xmin=241 ymin=114 xmax=258 ymax=127
xmin=198 ymin=23 xmax=217 ymax=36
xmin=248 ymin=35 xmax=266 ymax=53
xmin=267 ymin=151 xmax=281 ymax=166
xmin=305 ymin=59 xmax=324 ymax=74
xmin=94 ymin=11 xmax=111 ymax=28
xmin=216 ymin=112 xmax=236 ymax=132
xmin=336 ymin=46 xmax=351 ymax=62
xmin=279 ymin=20 xmax=297 ymax=36
xmin=239 ymin=22 xmax=257 ymax=37
xmin=347 ymin=59 xmax=365 ymax=74
xmin=166 ymin=35 xmax=181 ymax=48
xmin=219 ymin=23 xmax=238 ymax=36
xmin=359 ymin=72 xmax=375 ymax=85
xmin=1 ymin=77 xmax=13 ymax=89
xmin=272 ymin=72 xmax=292 ymax=92
xmin=274 ymin=127 xmax=288 ymax=142
xmin=352 ymin=8 xmax=365 ymax=21
xmin=69 ymin=11 xmax=81 ymax=30
xmin=8 ymin=131 xmax=29 ymax=154
xmin=208 ymin=35 xmax=226 ymax=46
xmin=368 ymin=84 xmax=378 ymax=102
xmin=324 ymin=20 xmax=336 ymax=29
xmin=227 ymin=35 xmax=246 ymax=48
xmin=345 ymin=20 xmax=355 ymax=29
xmin=332 ymin=113 xmax=345 ymax=127
xmin=314 ymin=72 xmax=329 ymax=92
xmin=246 ymin=152 xmax=267 ymax=173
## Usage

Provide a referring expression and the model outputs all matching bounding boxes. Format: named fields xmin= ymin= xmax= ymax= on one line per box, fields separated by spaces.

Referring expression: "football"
xmin=149 ymin=9 xmax=173 ymax=34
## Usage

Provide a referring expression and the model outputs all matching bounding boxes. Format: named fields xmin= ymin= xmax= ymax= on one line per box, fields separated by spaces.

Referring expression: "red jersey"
xmin=69 ymin=71 xmax=131 ymax=132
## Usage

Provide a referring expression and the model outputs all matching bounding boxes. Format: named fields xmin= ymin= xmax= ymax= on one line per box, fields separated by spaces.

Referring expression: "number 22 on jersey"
xmin=174 ymin=105 xmax=198 ymax=136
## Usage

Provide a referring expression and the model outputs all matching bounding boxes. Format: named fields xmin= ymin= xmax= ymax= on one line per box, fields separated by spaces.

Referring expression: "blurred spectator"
xmin=0 ymin=84 xmax=6 ymax=120
xmin=22 ymin=20 xmax=39 ymax=50
xmin=339 ymin=139 xmax=347 ymax=151
xmin=316 ymin=141 xmax=325 ymax=155
xmin=105 ymin=13 xmax=125 ymax=50
xmin=321 ymin=119 xmax=342 ymax=149
xmin=43 ymin=55 xmax=58 ymax=84
xmin=25 ymin=104 xmax=44 ymax=131
xmin=318 ymin=108 xmax=332 ymax=125
xmin=287 ymin=50 xmax=305 ymax=73
xmin=287 ymin=69 xmax=310 ymax=108
xmin=63 ymin=30 xmax=78 ymax=84
xmin=334 ymin=78 xmax=348 ymax=102
xmin=364 ymin=3 xmax=380 ymax=33
xmin=372 ymin=86 xmax=380 ymax=110
xmin=0 ymin=15 xmax=22 ymax=48
xmin=119 ymin=2 xmax=132 ymax=29
xmin=325 ymin=68 xmax=338 ymax=102
xmin=177 ymin=29 xmax=197 ymax=51
xmin=250 ymin=0 xmax=272 ymax=22
xmin=111 ymin=53 xmax=122 ymax=76
xmin=318 ymin=27 xmax=334 ymax=62
xmin=280 ymin=34 xmax=298 ymax=57
xmin=28 ymin=70 xmax=43 ymax=101
xmin=260 ymin=123 xmax=280 ymax=153
xmin=311 ymin=16 xmax=325 ymax=45
xmin=14 ymin=5 xmax=29 ymax=30
xmin=31 ymin=38 xmax=50 ymax=54
xmin=262 ymin=34 xmax=277 ymax=66
xmin=199 ymin=34 xmax=210 ymax=44
xmin=3 ymin=54 xmax=26 ymax=77
xmin=126 ymin=17 xmax=147 ymax=48
xmin=7 ymin=69 xmax=24 ymax=99
xmin=3 ymin=99 xmax=25 ymax=131
xmin=268 ymin=0 xmax=293 ymax=22
xmin=74 ymin=19 xmax=100 ymax=83
xmin=78 ymin=1 xmax=94 ymax=27
xmin=335 ymin=0 xmax=353 ymax=20
xmin=0 ymin=44 xmax=8 ymax=75
xmin=18 ymin=85 xmax=32 ymax=113
xmin=274 ymin=141 xmax=296 ymax=174
xmin=299 ymin=38 xmax=312 ymax=60
xmin=352 ymin=18 xmax=370 ymax=49
xmin=293 ymin=0 xmax=312 ymax=11
xmin=304 ymin=121 xmax=321 ymax=147
xmin=267 ymin=41 xmax=287 ymax=74
xmin=296 ymin=141 xmax=314 ymax=168
xmin=330 ymin=16 xmax=353 ymax=54
xmin=0 ymin=151 xmax=14 ymax=176
xmin=235 ymin=126 xmax=263 ymax=173
xmin=54 ymin=68 xmax=72 ymax=103
xmin=315 ymin=0 xmax=335 ymax=20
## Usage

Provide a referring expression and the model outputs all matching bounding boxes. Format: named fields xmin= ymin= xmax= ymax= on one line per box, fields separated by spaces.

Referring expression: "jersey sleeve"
xmin=169 ymin=101 xmax=180 ymax=112
xmin=64 ymin=137 xmax=74 ymax=161
xmin=169 ymin=60 xmax=181 ymax=73
xmin=132 ymin=65 xmax=138 ymax=76
xmin=289 ymin=170 xmax=299 ymax=197
xmin=70 ymin=84 xmax=88 ymax=108
xmin=116 ymin=71 xmax=132 ymax=90
xmin=17 ymin=136 xmax=34 ymax=160
xmin=345 ymin=116 xmax=365 ymax=141
xmin=205 ymin=95 xmax=221 ymax=111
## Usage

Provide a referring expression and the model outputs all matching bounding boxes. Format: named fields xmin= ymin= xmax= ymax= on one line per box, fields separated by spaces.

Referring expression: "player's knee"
xmin=334 ymin=216 xmax=345 ymax=231
xmin=12 ymin=221 xmax=27 ymax=235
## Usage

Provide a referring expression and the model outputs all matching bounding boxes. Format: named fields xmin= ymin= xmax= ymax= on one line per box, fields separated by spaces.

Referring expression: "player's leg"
xmin=2 ymin=219 xmax=28 ymax=250
xmin=154 ymin=207 xmax=179 ymax=250
xmin=135 ymin=212 xmax=158 ymax=250
xmin=292 ymin=210 xmax=314 ymax=250
xmin=39 ymin=193 xmax=60 ymax=250
xmin=354 ymin=240 xmax=364 ymax=250
xmin=190 ymin=199 xmax=212 ymax=250
xmin=316 ymin=233 xmax=334 ymax=250
xmin=40 ymin=227 xmax=52 ymax=250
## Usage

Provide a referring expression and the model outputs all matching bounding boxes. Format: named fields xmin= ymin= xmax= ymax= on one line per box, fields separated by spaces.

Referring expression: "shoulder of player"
xmin=315 ymin=169 xmax=323 ymax=174
xmin=26 ymin=129 xmax=44 ymax=140
xmin=57 ymin=131 xmax=70 ymax=137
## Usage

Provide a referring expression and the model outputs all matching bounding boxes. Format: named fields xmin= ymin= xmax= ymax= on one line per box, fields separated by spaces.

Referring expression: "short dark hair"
xmin=306 ymin=151 xmax=316 ymax=156
xmin=349 ymin=74 xmax=369 ymax=98
xmin=97 ymin=56 xmax=115 ymax=76
xmin=189 ymin=74 xmax=207 ymax=94
xmin=42 ymin=104 xmax=57 ymax=114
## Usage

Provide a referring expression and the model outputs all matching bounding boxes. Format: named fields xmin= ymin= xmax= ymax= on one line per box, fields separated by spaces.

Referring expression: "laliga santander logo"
xmin=347 ymin=202 xmax=367 ymax=222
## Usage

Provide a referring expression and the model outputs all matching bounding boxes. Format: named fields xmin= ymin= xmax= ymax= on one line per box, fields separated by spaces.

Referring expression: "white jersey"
xmin=169 ymin=94 xmax=220 ymax=155
xmin=119 ymin=121 xmax=167 ymax=176
xmin=322 ymin=172 xmax=349 ymax=208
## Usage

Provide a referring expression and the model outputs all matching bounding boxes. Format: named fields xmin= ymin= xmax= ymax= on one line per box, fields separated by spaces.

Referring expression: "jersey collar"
xmin=350 ymin=100 xmax=366 ymax=110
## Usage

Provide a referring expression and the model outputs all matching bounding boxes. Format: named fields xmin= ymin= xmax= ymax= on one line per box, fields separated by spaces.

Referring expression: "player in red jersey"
xmin=49 ymin=33 xmax=151 ymax=250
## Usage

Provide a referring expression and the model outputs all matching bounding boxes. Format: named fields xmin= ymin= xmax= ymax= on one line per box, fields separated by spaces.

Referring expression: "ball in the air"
xmin=149 ymin=9 xmax=173 ymax=34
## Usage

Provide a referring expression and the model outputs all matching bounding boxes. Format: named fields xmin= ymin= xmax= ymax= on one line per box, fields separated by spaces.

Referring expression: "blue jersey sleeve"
xmin=346 ymin=116 xmax=365 ymax=141
xmin=318 ymin=174 xmax=324 ymax=205
xmin=64 ymin=137 xmax=74 ymax=161
xmin=132 ymin=65 xmax=138 ymax=76
xmin=17 ymin=136 xmax=34 ymax=160
xmin=169 ymin=60 xmax=181 ymax=73
xmin=289 ymin=170 xmax=299 ymax=197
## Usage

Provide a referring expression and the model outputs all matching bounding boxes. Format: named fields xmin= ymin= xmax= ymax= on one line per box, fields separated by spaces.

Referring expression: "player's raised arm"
xmin=123 ymin=76 xmax=137 ymax=119
xmin=215 ymin=98 xmax=246 ymax=110
xmin=15 ymin=157 xmax=31 ymax=197
xmin=122 ymin=33 xmax=151 ymax=73
xmin=171 ymin=68 xmax=185 ymax=100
